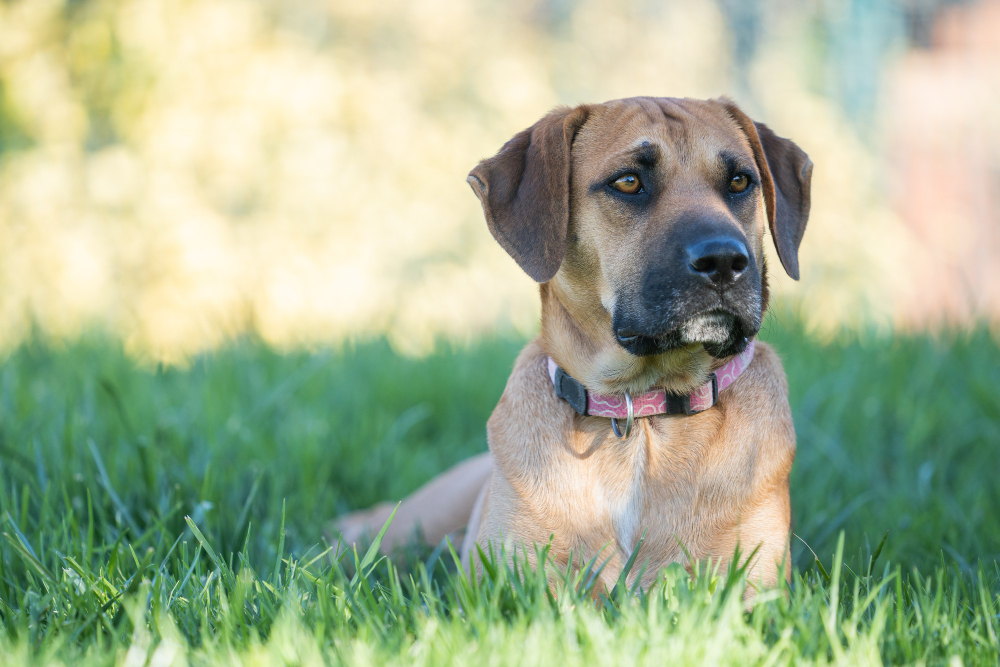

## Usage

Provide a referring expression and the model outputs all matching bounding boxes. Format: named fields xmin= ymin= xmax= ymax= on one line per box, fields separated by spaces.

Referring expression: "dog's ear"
xmin=467 ymin=106 xmax=590 ymax=283
xmin=721 ymin=100 xmax=813 ymax=280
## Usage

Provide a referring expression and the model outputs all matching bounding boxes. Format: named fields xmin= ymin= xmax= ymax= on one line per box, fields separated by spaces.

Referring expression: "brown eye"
xmin=729 ymin=173 xmax=750 ymax=194
xmin=612 ymin=173 xmax=642 ymax=194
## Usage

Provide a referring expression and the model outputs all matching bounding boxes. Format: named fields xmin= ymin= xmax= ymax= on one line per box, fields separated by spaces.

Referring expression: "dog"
xmin=335 ymin=96 xmax=812 ymax=594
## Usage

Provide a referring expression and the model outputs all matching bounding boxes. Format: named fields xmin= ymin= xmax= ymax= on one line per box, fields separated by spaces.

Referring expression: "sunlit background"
xmin=2 ymin=0 xmax=999 ymax=362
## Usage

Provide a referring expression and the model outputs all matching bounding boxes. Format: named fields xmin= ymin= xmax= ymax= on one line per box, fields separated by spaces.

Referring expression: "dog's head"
xmin=468 ymin=97 xmax=812 ymax=386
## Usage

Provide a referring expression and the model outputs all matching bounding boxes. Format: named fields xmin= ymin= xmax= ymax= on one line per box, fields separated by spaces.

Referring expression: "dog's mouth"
xmin=679 ymin=310 xmax=735 ymax=345
xmin=614 ymin=308 xmax=753 ymax=358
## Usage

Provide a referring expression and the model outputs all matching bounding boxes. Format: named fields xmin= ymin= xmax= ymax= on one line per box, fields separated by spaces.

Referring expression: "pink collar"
xmin=547 ymin=340 xmax=755 ymax=419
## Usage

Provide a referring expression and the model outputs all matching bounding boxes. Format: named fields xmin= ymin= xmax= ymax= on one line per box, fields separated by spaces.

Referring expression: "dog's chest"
xmin=604 ymin=444 xmax=647 ymax=553
xmin=562 ymin=422 xmax=700 ymax=555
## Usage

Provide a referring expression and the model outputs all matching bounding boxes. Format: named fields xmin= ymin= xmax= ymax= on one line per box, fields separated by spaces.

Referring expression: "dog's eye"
xmin=729 ymin=173 xmax=750 ymax=194
xmin=611 ymin=173 xmax=642 ymax=194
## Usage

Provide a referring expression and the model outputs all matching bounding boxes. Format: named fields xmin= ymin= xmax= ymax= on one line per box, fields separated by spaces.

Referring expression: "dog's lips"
xmin=674 ymin=306 xmax=756 ymax=357
xmin=613 ymin=292 xmax=762 ymax=358
xmin=618 ymin=308 xmax=754 ymax=358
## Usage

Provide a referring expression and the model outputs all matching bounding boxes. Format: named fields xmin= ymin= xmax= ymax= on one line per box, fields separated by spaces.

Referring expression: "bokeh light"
xmin=1 ymin=0 xmax=998 ymax=362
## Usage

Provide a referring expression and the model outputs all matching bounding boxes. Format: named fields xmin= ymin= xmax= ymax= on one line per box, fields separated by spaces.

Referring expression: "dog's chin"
xmin=617 ymin=311 xmax=754 ymax=359
xmin=680 ymin=311 xmax=753 ymax=358
xmin=679 ymin=311 xmax=734 ymax=346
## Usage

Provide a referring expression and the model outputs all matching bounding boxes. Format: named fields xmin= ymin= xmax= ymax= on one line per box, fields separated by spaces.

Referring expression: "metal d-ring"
xmin=610 ymin=390 xmax=634 ymax=439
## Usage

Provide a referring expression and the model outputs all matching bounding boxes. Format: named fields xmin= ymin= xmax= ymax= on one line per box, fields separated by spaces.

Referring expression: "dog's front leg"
xmin=331 ymin=452 xmax=493 ymax=553
xmin=712 ymin=488 xmax=793 ymax=607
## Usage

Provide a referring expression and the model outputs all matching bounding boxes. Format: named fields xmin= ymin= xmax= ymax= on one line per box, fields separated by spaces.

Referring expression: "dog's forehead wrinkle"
xmin=661 ymin=98 xmax=760 ymax=165
xmin=637 ymin=96 xmax=668 ymax=125
xmin=655 ymin=98 xmax=696 ymax=153
xmin=605 ymin=99 xmax=677 ymax=137
xmin=655 ymin=97 xmax=693 ymax=123
xmin=605 ymin=140 xmax=661 ymax=170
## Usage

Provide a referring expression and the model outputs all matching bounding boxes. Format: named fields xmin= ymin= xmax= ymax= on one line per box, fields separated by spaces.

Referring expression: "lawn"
xmin=0 ymin=317 xmax=998 ymax=665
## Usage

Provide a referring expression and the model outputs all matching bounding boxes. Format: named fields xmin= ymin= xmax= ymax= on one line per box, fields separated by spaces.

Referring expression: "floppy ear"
xmin=467 ymin=105 xmax=590 ymax=283
xmin=721 ymin=101 xmax=813 ymax=280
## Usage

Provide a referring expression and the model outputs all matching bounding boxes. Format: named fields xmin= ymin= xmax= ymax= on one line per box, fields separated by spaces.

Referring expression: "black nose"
xmin=686 ymin=236 xmax=750 ymax=286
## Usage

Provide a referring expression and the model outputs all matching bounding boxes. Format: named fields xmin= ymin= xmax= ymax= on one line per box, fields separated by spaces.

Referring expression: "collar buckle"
xmin=680 ymin=373 xmax=719 ymax=415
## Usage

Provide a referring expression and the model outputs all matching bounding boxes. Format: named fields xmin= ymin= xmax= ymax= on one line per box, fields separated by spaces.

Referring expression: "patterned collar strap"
xmin=547 ymin=340 xmax=755 ymax=418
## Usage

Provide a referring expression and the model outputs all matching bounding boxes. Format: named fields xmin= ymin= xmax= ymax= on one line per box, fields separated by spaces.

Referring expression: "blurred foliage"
xmin=0 ymin=0 xmax=995 ymax=362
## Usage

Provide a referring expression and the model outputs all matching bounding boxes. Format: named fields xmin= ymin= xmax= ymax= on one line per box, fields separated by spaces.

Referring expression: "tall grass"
xmin=0 ymin=319 xmax=998 ymax=664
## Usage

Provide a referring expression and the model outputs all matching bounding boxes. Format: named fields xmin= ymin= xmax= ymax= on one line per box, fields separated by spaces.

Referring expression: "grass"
xmin=0 ymin=317 xmax=998 ymax=664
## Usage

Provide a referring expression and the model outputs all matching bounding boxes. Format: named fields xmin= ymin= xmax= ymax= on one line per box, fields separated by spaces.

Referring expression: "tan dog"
xmin=336 ymin=96 xmax=812 ymax=593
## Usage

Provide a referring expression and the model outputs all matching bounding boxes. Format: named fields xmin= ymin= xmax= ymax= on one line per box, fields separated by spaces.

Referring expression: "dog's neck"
xmin=538 ymin=281 xmax=720 ymax=396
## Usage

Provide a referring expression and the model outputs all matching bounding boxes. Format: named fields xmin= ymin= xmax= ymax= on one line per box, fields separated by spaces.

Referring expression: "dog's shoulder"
xmin=734 ymin=341 xmax=791 ymax=411
xmin=506 ymin=337 xmax=556 ymax=396
xmin=486 ymin=338 xmax=575 ymax=462
xmin=718 ymin=340 xmax=796 ymax=486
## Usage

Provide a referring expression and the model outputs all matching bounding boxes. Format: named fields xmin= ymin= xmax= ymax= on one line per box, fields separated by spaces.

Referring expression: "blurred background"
xmin=1 ymin=0 xmax=999 ymax=363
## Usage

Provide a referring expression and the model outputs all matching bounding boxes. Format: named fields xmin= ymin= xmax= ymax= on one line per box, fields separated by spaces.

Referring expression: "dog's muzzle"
xmin=613 ymin=225 xmax=762 ymax=358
